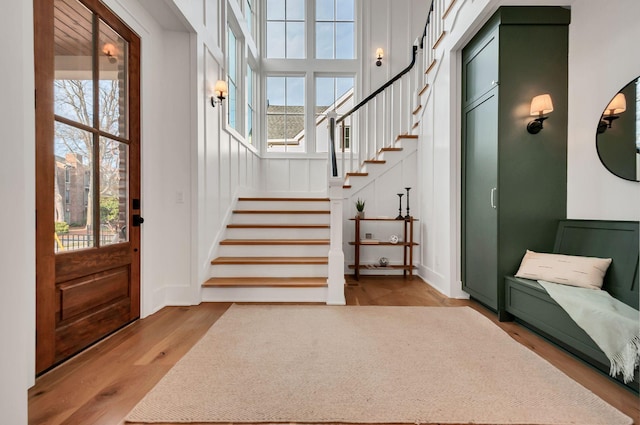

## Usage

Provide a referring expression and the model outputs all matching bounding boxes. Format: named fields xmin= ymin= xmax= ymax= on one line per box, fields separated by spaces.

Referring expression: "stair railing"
xmin=325 ymin=2 xmax=436 ymax=304
xmin=330 ymin=1 xmax=433 ymax=182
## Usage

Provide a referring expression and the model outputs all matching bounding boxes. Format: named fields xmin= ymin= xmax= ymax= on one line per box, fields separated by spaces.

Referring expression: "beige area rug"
xmin=126 ymin=305 xmax=632 ymax=424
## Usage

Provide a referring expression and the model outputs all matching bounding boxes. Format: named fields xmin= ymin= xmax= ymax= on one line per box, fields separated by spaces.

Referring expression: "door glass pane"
xmin=54 ymin=0 xmax=94 ymax=125
xmin=54 ymin=122 xmax=94 ymax=252
xmin=99 ymin=137 xmax=128 ymax=246
xmin=99 ymin=19 xmax=128 ymax=138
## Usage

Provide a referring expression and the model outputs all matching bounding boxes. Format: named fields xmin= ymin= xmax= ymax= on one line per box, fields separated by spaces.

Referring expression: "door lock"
xmin=133 ymin=214 xmax=145 ymax=226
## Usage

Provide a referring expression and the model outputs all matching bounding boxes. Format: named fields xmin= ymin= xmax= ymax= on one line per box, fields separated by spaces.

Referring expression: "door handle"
xmin=490 ymin=188 xmax=497 ymax=209
xmin=133 ymin=214 xmax=144 ymax=226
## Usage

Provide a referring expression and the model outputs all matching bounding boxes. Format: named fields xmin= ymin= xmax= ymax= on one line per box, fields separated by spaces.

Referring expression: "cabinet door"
xmin=463 ymin=92 xmax=499 ymax=309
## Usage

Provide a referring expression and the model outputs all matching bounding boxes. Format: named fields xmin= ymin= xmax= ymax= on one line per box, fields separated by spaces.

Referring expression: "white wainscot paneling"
xmin=290 ymin=160 xmax=311 ymax=192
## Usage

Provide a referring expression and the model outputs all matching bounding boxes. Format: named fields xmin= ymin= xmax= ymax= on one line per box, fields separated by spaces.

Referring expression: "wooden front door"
xmin=34 ymin=0 xmax=141 ymax=374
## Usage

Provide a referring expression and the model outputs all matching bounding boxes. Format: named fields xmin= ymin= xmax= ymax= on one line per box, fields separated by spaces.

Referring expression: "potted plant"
xmin=355 ymin=198 xmax=365 ymax=219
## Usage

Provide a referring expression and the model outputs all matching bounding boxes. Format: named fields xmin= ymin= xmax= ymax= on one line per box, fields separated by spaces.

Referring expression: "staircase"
xmin=202 ymin=197 xmax=331 ymax=302
xmin=342 ymin=134 xmax=419 ymax=191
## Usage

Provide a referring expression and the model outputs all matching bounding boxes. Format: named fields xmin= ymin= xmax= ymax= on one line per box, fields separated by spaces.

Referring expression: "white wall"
xmin=566 ymin=0 xmax=640 ymax=220
xmin=417 ymin=0 xmax=640 ymax=299
xmin=101 ymin=0 xmax=200 ymax=314
xmin=0 ymin=2 xmax=35 ymax=422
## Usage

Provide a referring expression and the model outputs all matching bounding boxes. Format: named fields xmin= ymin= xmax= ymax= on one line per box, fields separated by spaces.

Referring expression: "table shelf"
xmin=352 ymin=216 xmax=416 ymax=280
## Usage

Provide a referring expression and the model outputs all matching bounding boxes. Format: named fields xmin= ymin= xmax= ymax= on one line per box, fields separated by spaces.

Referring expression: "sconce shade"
xmin=604 ymin=93 xmax=626 ymax=115
xmin=214 ymin=80 xmax=228 ymax=99
xmin=529 ymin=94 xmax=554 ymax=116
xmin=375 ymin=48 xmax=383 ymax=66
xmin=527 ymin=94 xmax=553 ymax=134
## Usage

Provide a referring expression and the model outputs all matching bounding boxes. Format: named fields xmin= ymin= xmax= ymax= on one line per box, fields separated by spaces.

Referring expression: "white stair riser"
xmin=218 ymin=244 xmax=329 ymax=257
xmin=237 ymin=200 xmax=329 ymax=210
xmin=225 ymin=227 xmax=329 ymax=239
xmin=231 ymin=214 xmax=330 ymax=225
xmin=210 ymin=263 xmax=327 ymax=278
xmin=202 ymin=286 xmax=328 ymax=303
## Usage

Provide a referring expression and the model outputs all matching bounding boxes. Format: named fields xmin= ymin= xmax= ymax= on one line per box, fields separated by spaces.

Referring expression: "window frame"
xmin=260 ymin=0 xmax=359 ymax=157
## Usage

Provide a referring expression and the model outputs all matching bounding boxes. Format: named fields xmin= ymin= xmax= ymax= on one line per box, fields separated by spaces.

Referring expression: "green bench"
xmin=504 ymin=220 xmax=639 ymax=391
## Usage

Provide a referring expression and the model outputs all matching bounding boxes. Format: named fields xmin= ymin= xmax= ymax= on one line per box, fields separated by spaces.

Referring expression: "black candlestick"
xmin=396 ymin=193 xmax=404 ymax=220
xmin=405 ymin=187 xmax=411 ymax=219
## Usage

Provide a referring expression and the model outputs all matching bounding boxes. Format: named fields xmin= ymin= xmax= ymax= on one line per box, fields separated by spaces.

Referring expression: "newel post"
xmin=327 ymin=177 xmax=346 ymax=305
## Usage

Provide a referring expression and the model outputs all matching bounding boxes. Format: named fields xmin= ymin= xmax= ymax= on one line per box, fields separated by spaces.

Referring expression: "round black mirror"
xmin=596 ymin=77 xmax=640 ymax=182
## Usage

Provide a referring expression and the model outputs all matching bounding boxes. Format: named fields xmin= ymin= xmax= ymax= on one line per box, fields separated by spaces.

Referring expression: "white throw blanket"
xmin=538 ymin=280 xmax=640 ymax=383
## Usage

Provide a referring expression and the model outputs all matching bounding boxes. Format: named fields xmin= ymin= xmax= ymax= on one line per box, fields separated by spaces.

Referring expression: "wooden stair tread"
xmin=418 ymin=83 xmax=430 ymax=96
xmin=233 ymin=210 xmax=330 ymax=214
xmin=346 ymin=172 xmax=368 ymax=177
xmin=364 ymin=159 xmax=386 ymax=164
xmin=203 ymin=277 xmax=327 ymax=288
xmin=397 ymin=134 xmax=419 ymax=140
xmin=412 ymin=104 xmax=422 ymax=115
xmin=425 ymin=59 xmax=437 ymax=74
xmin=238 ymin=197 xmax=329 ymax=202
xmin=380 ymin=147 xmax=403 ymax=152
xmin=220 ymin=239 xmax=329 ymax=245
xmin=227 ymin=224 xmax=330 ymax=229
xmin=343 ymin=185 xmax=352 ymax=189
xmin=211 ymin=256 xmax=329 ymax=265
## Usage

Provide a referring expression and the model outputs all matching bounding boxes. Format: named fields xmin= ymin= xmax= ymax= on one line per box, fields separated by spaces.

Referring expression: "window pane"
xmin=286 ymin=77 xmax=304 ymax=106
xmin=267 ymin=76 xmax=305 ymax=153
xmin=286 ymin=22 xmax=305 ymax=58
xmin=99 ymin=137 xmax=128 ymax=246
xmin=336 ymin=77 xmax=354 ymax=98
xmin=227 ymin=26 xmax=240 ymax=132
xmin=267 ymin=22 xmax=285 ymax=58
xmin=228 ymin=80 xmax=238 ymax=129
xmin=316 ymin=22 xmax=333 ymax=59
xmin=316 ymin=77 xmax=334 ymax=107
xmin=336 ymin=22 xmax=354 ymax=59
xmin=316 ymin=0 xmax=334 ymax=20
xmin=267 ymin=0 xmax=285 ymax=20
xmin=54 ymin=0 xmax=94 ymax=125
xmin=54 ymin=122 xmax=93 ymax=252
xmin=228 ymin=29 xmax=237 ymax=81
xmin=286 ymin=0 xmax=305 ymax=20
xmin=336 ymin=0 xmax=354 ymax=21
xmin=315 ymin=76 xmax=354 ymax=152
xmin=99 ymin=20 xmax=128 ymax=138
xmin=247 ymin=66 xmax=254 ymax=145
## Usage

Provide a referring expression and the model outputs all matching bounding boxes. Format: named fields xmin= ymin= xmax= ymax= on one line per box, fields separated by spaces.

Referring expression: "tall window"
xmin=262 ymin=0 xmax=357 ymax=154
xmin=266 ymin=0 xmax=305 ymax=58
xmin=315 ymin=76 xmax=354 ymax=152
xmin=316 ymin=0 xmax=354 ymax=59
xmin=266 ymin=76 xmax=305 ymax=152
xmin=227 ymin=26 xmax=240 ymax=132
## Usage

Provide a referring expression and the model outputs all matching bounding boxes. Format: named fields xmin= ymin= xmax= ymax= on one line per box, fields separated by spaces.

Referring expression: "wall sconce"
xmin=597 ymin=93 xmax=626 ymax=134
xmin=527 ymin=94 xmax=554 ymax=134
xmin=375 ymin=48 xmax=384 ymax=67
xmin=102 ymin=43 xmax=117 ymax=64
xmin=210 ymin=80 xmax=228 ymax=107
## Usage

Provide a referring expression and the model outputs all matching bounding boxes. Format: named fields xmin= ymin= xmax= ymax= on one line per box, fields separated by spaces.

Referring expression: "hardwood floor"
xmin=28 ymin=276 xmax=639 ymax=425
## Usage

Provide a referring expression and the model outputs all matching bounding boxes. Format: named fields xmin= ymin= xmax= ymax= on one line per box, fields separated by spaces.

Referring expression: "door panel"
xmin=35 ymin=0 xmax=141 ymax=373
xmin=463 ymin=92 xmax=499 ymax=309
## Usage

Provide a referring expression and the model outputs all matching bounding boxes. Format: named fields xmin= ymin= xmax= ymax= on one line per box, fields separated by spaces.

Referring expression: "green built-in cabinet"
xmin=461 ymin=7 xmax=570 ymax=319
